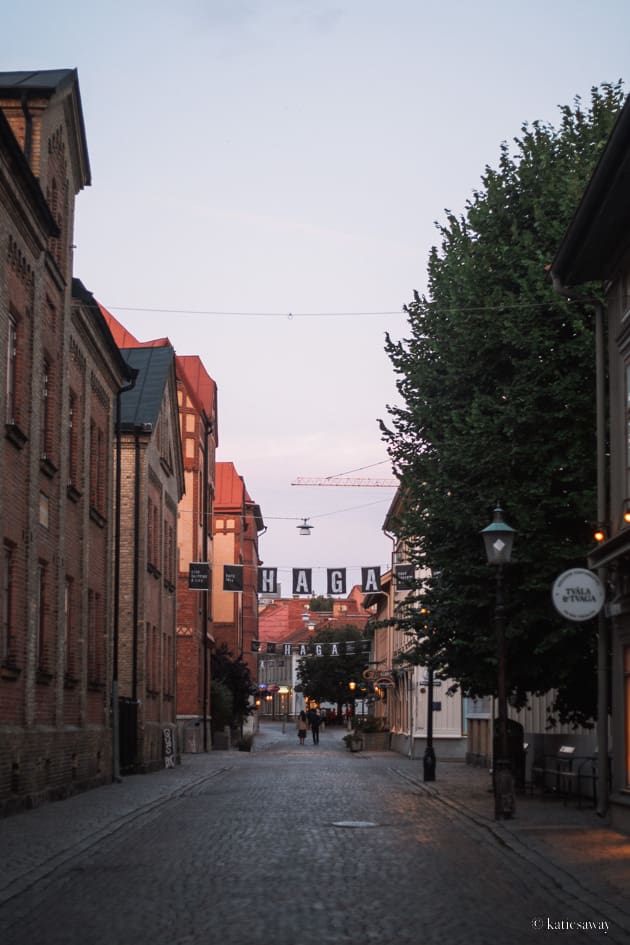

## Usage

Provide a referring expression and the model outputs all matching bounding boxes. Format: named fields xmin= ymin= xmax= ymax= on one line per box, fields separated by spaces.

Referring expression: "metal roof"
xmin=119 ymin=347 xmax=175 ymax=429
xmin=0 ymin=69 xmax=78 ymax=93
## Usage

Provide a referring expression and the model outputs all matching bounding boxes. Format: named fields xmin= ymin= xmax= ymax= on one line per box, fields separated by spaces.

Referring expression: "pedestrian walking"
xmin=307 ymin=707 xmax=321 ymax=745
xmin=296 ymin=710 xmax=308 ymax=745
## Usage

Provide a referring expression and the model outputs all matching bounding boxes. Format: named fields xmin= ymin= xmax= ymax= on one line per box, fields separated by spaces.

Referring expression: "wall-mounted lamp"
xmin=593 ymin=524 xmax=607 ymax=543
xmin=623 ymin=501 xmax=630 ymax=526
xmin=297 ymin=518 xmax=313 ymax=536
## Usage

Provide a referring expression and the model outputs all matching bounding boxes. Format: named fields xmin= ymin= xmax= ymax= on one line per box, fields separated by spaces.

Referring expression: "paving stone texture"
xmin=1 ymin=721 xmax=628 ymax=945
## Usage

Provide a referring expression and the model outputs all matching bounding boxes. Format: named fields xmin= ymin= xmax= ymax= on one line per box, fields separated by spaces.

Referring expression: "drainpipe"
xmin=383 ymin=528 xmax=398 ymax=738
xmin=132 ymin=426 xmax=142 ymax=704
xmin=551 ymin=275 xmax=609 ymax=817
xmin=20 ymin=94 xmax=33 ymax=164
xmin=202 ymin=417 xmax=210 ymax=752
xmin=111 ymin=373 xmax=137 ymax=783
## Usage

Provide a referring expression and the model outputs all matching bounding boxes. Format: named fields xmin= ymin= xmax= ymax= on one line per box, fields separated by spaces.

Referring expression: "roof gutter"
xmin=20 ymin=93 xmax=32 ymax=164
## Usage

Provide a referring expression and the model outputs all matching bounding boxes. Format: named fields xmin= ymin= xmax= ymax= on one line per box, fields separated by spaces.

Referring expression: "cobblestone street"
xmin=1 ymin=722 xmax=629 ymax=945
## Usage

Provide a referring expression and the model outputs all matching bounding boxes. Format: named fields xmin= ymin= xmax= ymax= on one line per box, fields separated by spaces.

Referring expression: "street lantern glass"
xmin=481 ymin=506 xmax=516 ymax=565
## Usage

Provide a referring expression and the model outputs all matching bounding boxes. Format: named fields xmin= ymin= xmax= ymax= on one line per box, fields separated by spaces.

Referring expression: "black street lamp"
xmin=481 ymin=505 xmax=516 ymax=820
xmin=420 ymin=606 xmax=436 ymax=782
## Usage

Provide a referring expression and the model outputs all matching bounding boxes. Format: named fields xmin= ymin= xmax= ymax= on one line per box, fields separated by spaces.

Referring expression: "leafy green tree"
xmin=211 ymin=643 xmax=256 ymax=732
xmin=210 ymin=679 xmax=234 ymax=735
xmin=308 ymin=596 xmax=335 ymax=612
xmin=381 ymin=83 xmax=624 ymax=726
xmin=297 ymin=625 xmax=368 ymax=715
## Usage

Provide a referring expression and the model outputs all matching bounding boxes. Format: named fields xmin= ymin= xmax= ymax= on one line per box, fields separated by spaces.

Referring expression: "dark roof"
xmin=71 ymin=279 xmax=135 ymax=385
xmin=119 ymin=347 xmax=175 ymax=429
xmin=0 ymin=68 xmax=91 ymax=187
xmin=0 ymin=69 xmax=78 ymax=93
xmin=552 ymin=94 xmax=630 ymax=286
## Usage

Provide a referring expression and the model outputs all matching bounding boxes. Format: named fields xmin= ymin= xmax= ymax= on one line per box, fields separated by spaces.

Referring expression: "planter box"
xmin=212 ymin=732 xmax=230 ymax=750
xmin=360 ymin=731 xmax=390 ymax=751
xmin=344 ymin=736 xmax=363 ymax=752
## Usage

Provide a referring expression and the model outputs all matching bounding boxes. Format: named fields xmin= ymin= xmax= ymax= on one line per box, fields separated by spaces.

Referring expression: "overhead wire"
xmin=104 ymin=299 xmax=565 ymax=319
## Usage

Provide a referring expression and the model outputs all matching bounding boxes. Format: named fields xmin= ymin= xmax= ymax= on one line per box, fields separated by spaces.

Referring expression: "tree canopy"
xmin=211 ymin=643 xmax=256 ymax=731
xmin=380 ymin=83 xmax=625 ymax=726
xmin=297 ymin=625 xmax=369 ymax=707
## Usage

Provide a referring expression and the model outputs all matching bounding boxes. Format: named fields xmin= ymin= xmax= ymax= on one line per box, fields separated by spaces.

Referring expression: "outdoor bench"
xmin=530 ymin=746 xmax=603 ymax=808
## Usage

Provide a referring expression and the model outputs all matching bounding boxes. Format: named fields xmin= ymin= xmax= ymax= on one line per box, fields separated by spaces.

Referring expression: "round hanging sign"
xmin=551 ymin=568 xmax=605 ymax=622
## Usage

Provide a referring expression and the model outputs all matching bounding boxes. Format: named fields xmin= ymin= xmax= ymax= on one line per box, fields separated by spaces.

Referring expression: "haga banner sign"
xmin=222 ymin=566 xmax=383 ymax=595
xmin=252 ymin=639 xmax=371 ymax=656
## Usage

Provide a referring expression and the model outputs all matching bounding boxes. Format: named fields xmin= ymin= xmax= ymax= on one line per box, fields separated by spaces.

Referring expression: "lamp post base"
xmin=423 ymin=745 xmax=436 ymax=782
xmin=494 ymin=760 xmax=515 ymax=819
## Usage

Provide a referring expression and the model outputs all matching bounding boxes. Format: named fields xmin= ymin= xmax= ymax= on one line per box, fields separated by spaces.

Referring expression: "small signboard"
xmin=551 ymin=568 xmax=604 ymax=622
xmin=163 ymin=727 xmax=175 ymax=768
xmin=188 ymin=562 xmax=209 ymax=591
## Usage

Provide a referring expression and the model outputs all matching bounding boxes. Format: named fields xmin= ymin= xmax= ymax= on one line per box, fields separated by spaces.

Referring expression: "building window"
xmin=6 ymin=314 xmax=18 ymax=425
xmin=147 ymin=499 xmax=154 ymax=566
xmin=87 ymin=589 xmax=103 ymax=685
xmin=89 ymin=421 xmax=106 ymax=515
xmin=154 ymin=504 xmax=160 ymax=571
xmin=2 ymin=544 xmax=13 ymax=663
xmin=39 ymin=492 xmax=49 ymax=528
xmin=64 ymin=577 xmax=73 ymax=677
xmin=36 ymin=562 xmax=47 ymax=669
xmin=68 ymin=391 xmax=78 ymax=488
xmin=40 ymin=359 xmax=50 ymax=459
xmin=164 ymin=632 xmax=173 ymax=697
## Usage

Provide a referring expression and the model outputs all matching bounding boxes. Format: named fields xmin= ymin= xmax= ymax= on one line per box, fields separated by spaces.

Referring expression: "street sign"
xmin=551 ymin=568 xmax=604 ymax=622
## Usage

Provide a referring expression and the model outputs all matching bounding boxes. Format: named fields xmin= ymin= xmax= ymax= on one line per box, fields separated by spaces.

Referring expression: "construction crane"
xmin=291 ymin=476 xmax=398 ymax=487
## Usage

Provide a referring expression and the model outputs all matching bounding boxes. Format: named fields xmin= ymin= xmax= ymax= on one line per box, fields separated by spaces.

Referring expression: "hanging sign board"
xmin=188 ymin=562 xmax=209 ymax=591
xmin=551 ymin=568 xmax=604 ymax=622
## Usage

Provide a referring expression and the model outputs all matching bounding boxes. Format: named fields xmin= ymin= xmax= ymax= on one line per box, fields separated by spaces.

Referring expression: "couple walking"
xmin=297 ymin=707 xmax=321 ymax=745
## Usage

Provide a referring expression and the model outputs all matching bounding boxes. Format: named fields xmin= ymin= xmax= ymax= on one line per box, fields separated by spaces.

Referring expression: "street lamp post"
xmin=348 ymin=680 xmax=357 ymax=727
xmin=423 ymin=664 xmax=436 ymax=781
xmin=481 ymin=505 xmax=516 ymax=820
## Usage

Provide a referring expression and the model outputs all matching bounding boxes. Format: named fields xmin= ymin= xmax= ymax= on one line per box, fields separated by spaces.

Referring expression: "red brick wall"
xmin=0 ymin=87 xmax=123 ymax=812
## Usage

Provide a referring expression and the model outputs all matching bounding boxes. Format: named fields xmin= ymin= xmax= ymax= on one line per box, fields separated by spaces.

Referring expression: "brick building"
xmin=212 ymin=462 xmax=264 ymax=681
xmin=0 ymin=71 xmax=133 ymax=811
xmin=99 ymin=310 xmax=219 ymax=754
xmin=116 ymin=346 xmax=185 ymax=772
xmin=174 ymin=355 xmax=217 ymax=753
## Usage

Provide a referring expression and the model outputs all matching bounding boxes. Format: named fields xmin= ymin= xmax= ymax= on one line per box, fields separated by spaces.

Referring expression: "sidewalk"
xmin=373 ymin=750 xmax=630 ymax=935
xmin=0 ymin=751 xmax=235 ymax=906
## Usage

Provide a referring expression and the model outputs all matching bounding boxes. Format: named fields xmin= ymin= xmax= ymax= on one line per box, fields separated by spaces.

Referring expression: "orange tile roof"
xmin=177 ymin=355 xmax=218 ymax=441
xmin=215 ymin=462 xmax=245 ymax=510
xmin=98 ymin=303 xmax=173 ymax=349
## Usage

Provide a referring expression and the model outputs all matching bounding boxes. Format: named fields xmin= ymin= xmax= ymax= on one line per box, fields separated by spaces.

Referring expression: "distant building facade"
xmin=212 ymin=462 xmax=264 ymax=681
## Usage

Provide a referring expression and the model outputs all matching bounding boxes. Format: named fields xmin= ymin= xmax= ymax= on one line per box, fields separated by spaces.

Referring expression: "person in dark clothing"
xmin=296 ymin=710 xmax=308 ymax=745
xmin=307 ymin=707 xmax=321 ymax=744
